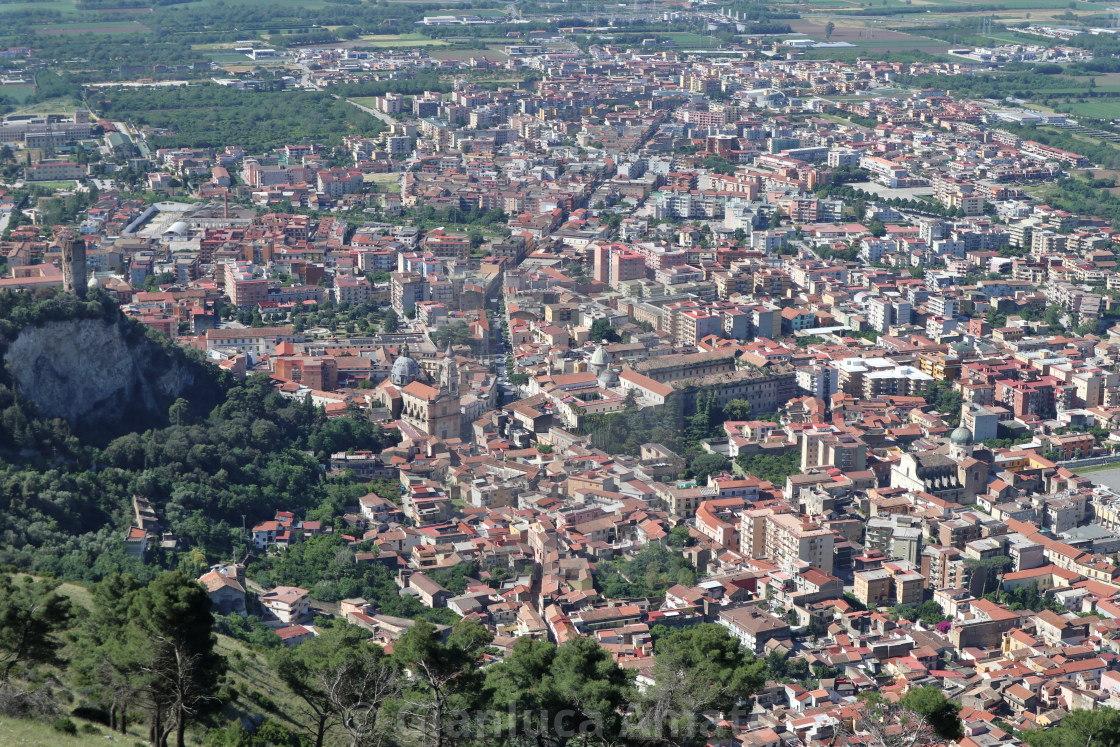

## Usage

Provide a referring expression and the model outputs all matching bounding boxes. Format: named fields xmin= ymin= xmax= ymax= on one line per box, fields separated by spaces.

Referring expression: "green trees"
xmin=71 ymin=573 xmax=146 ymax=734
xmin=735 ymin=450 xmax=801 ymax=485
xmin=685 ymin=389 xmax=722 ymax=445
xmin=987 ymin=582 xmax=1066 ymax=614
xmin=546 ymin=636 xmax=633 ymax=744
xmin=888 ymin=600 xmax=948 ymax=626
xmin=97 ymin=86 xmax=387 ymax=151
xmin=583 ymin=393 xmax=689 ymax=456
xmin=965 ymin=555 xmax=1013 ymax=597
xmin=589 ymin=318 xmax=622 ymax=343
xmin=484 ymin=637 xmax=566 ymax=745
xmin=272 ymin=622 xmax=400 ymax=747
xmin=688 ymin=452 xmax=729 ymax=484
xmin=666 ymin=526 xmax=696 ymax=548
xmin=480 ymin=635 xmax=634 ymax=746
xmin=633 ymin=624 xmax=765 ymax=745
xmin=19 ymin=571 xmax=222 ymax=746
xmin=127 ymin=571 xmax=225 ymax=747
xmin=0 ymin=365 xmax=399 ymax=582
xmin=393 ymin=619 xmax=492 ymax=747
xmin=924 ymin=379 xmax=963 ymax=425
xmin=900 ymin=687 xmax=963 ymax=742
xmin=0 ymin=575 xmax=73 ymax=681
xmin=430 ymin=321 xmax=473 ymax=350
xmin=844 ymin=690 xmax=950 ymax=747
xmin=1021 ymin=708 xmax=1120 ymax=747
xmin=722 ymin=398 xmax=753 ymax=422
xmin=593 ymin=544 xmax=697 ymax=599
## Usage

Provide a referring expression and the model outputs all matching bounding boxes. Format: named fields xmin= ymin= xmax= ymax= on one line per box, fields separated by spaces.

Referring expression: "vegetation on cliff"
xmin=0 ymin=288 xmax=397 ymax=583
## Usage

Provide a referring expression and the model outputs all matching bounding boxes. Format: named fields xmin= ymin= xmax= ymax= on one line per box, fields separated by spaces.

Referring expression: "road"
xmin=345 ymin=97 xmax=399 ymax=128
xmin=293 ymin=59 xmax=318 ymax=90
xmin=112 ymin=121 xmax=136 ymax=141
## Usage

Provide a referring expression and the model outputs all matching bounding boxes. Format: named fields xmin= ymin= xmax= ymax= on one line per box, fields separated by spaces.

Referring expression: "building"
xmin=274 ymin=356 xmax=339 ymax=391
xmin=223 ymin=261 xmax=268 ymax=309
xmin=853 ymin=569 xmax=891 ymax=607
xmin=392 ymin=271 xmax=428 ymax=316
xmin=718 ymin=605 xmax=791 ymax=653
xmin=260 ymin=586 xmax=311 ymax=625
xmin=764 ymin=512 xmax=835 ymax=574
xmin=198 ymin=567 xmax=247 ymax=616
xmin=334 ymin=275 xmax=373 ymax=306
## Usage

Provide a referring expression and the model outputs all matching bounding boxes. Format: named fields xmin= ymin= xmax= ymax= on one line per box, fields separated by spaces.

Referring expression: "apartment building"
xmin=764 ymin=512 xmax=835 ymax=574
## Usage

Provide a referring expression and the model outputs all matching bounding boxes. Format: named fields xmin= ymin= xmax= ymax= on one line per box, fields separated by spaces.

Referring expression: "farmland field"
xmin=0 ymin=0 xmax=79 ymax=16
xmin=189 ymin=0 xmax=335 ymax=8
xmin=429 ymin=7 xmax=508 ymax=15
xmin=361 ymin=33 xmax=452 ymax=48
xmin=785 ymin=0 xmax=1101 ymax=8
xmin=788 ymin=19 xmax=952 ymax=52
xmin=35 ymin=21 xmax=148 ymax=35
xmin=426 ymin=46 xmax=509 ymax=61
xmin=1063 ymin=100 xmax=1120 ymax=119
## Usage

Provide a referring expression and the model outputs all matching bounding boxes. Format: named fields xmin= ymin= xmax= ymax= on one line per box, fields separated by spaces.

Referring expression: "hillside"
xmin=5 ymin=573 xmax=315 ymax=747
xmin=0 ymin=288 xmax=396 ymax=582
xmin=0 ymin=632 xmax=314 ymax=747
xmin=0 ymin=289 xmax=225 ymax=438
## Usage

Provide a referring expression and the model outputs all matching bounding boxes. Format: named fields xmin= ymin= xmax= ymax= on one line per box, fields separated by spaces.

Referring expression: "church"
xmin=374 ymin=342 xmax=464 ymax=441
xmin=890 ymin=423 xmax=989 ymax=503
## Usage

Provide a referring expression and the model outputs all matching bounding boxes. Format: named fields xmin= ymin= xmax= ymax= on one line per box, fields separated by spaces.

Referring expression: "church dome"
xmin=598 ymin=366 xmax=620 ymax=388
xmin=390 ymin=353 xmax=420 ymax=387
xmin=589 ymin=344 xmax=610 ymax=368
xmin=949 ymin=425 xmax=974 ymax=446
xmin=87 ymin=276 xmax=103 ymax=290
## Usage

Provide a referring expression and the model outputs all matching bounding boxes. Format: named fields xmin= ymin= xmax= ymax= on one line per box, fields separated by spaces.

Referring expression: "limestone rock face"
xmin=3 ymin=318 xmax=194 ymax=425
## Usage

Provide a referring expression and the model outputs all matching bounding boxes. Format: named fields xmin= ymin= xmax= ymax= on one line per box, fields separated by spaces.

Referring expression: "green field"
xmin=350 ymin=96 xmax=384 ymax=110
xmin=27 ymin=181 xmax=80 ymax=191
xmin=1063 ymin=100 xmax=1120 ymax=119
xmin=209 ymin=52 xmax=253 ymax=63
xmin=429 ymin=7 xmax=507 ymax=15
xmin=191 ymin=0 xmax=335 ymax=7
xmin=34 ymin=21 xmax=149 ymax=34
xmin=360 ymin=33 xmax=451 ymax=48
xmin=0 ymin=0 xmax=79 ymax=16
xmin=786 ymin=0 xmax=1100 ymax=9
xmin=366 ymin=171 xmax=402 ymax=193
xmin=0 ymin=85 xmax=35 ymax=103
xmin=428 ymin=46 xmax=509 ymax=60
xmin=842 ymin=38 xmax=955 ymax=48
xmin=575 ymin=31 xmax=723 ymax=47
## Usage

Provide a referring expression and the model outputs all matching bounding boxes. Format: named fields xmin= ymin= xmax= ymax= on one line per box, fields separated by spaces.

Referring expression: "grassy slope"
xmin=7 ymin=575 xmax=316 ymax=746
xmin=0 ymin=717 xmax=114 ymax=746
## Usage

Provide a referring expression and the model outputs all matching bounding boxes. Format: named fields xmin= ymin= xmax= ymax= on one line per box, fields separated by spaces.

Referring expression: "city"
xmin=4 ymin=1 xmax=1120 ymax=746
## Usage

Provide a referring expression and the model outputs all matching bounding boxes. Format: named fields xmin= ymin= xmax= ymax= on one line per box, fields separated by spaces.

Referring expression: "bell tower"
xmin=61 ymin=234 xmax=87 ymax=299
xmin=440 ymin=342 xmax=459 ymax=396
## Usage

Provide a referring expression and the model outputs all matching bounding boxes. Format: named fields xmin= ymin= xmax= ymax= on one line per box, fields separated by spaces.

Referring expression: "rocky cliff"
xmin=3 ymin=317 xmax=196 ymax=426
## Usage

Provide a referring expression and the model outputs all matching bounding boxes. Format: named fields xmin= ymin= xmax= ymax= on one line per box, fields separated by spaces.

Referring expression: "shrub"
xmin=51 ymin=717 xmax=77 ymax=736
